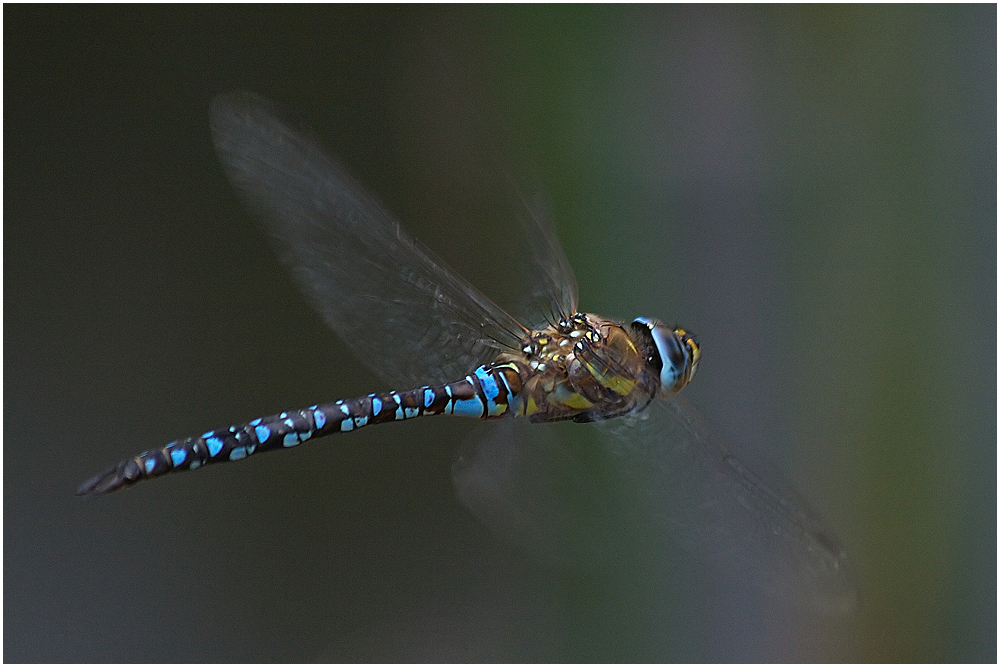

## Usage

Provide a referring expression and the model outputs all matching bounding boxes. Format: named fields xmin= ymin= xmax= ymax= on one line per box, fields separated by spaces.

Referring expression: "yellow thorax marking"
xmin=583 ymin=330 xmax=640 ymax=396
xmin=588 ymin=364 xmax=637 ymax=396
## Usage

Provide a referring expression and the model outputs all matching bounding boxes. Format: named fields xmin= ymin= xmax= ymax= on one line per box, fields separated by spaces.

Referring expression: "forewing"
xmin=453 ymin=397 xmax=858 ymax=616
xmin=210 ymin=91 xmax=527 ymax=387
xmin=509 ymin=189 xmax=578 ymax=328
xmin=607 ymin=398 xmax=858 ymax=614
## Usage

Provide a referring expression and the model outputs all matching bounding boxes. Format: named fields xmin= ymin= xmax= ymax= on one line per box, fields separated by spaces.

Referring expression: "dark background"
xmin=5 ymin=5 xmax=994 ymax=662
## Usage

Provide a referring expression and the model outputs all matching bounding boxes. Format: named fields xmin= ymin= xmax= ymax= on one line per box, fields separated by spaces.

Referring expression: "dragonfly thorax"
xmin=494 ymin=312 xmax=679 ymax=423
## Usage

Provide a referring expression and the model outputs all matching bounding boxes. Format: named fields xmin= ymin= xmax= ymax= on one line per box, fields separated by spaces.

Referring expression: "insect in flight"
xmin=78 ymin=91 xmax=856 ymax=614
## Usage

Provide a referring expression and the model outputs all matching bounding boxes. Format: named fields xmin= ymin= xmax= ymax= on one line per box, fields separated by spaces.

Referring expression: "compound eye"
xmin=632 ymin=317 xmax=699 ymax=394
xmin=631 ymin=317 xmax=664 ymax=371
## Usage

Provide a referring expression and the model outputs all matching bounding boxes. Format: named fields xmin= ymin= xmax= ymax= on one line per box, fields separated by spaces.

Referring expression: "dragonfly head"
xmin=631 ymin=317 xmax=700 ymax=396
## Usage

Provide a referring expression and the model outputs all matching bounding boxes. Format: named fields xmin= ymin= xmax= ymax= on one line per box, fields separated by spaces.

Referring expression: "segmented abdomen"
xmin=76 ymin=363 xmax=525 ymax=496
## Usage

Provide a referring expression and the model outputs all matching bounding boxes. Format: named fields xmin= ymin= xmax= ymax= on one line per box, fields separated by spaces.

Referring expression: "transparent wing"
xmin=210 ymin=91 xmax=528 ymax=387
xmin=508 ymin=188 xmax=578 ymax=328
xmin=453 ymin=397 xmax=858 ymax=616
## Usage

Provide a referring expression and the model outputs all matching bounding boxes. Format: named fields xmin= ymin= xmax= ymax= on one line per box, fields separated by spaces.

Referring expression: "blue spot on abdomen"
xmin=284 ymin=431 xmax=311 ymax=447
xmin=452 ymin=397 xmax=485 ymax=418
xmin=475 ymin=367 xmax=500 ymax=402
xmin=206 ymin=437 xmax=224 ymax=457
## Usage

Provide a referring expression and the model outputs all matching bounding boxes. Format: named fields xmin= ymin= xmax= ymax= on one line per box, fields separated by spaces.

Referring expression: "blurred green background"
xmin=5 ymin=5 xmax=994 ymax=662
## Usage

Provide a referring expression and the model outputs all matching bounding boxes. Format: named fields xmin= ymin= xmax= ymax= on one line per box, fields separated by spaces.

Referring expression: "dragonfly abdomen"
xmin=76 ymin=363 xmax=526 ymax=496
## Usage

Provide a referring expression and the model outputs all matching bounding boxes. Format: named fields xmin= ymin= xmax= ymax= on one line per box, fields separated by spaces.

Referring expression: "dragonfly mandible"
xmin=78 ymin=91 xmax=856 ymax=615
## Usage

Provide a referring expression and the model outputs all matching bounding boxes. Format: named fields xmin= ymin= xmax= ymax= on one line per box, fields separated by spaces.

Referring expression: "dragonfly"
xmin=78 ymin=91 xmax=857 ymax=615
